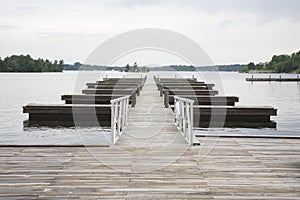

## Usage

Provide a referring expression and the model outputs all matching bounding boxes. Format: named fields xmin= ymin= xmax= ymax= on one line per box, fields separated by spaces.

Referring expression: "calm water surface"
xmin=0 ymin=71 xmax=299 ymax=144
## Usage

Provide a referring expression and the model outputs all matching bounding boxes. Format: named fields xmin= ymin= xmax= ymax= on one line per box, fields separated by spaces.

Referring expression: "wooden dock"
xmin=1 ymin=138 xmax=300 ymax=198
xmin=3 ymin=77 xmax=299 ymax=198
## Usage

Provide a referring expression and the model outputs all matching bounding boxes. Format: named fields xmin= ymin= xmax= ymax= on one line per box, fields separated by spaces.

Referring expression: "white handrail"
xmin=110 ymin=95 xmax=130 ymax=144
xmin=174 ymin=96 xmax=194 ymax=146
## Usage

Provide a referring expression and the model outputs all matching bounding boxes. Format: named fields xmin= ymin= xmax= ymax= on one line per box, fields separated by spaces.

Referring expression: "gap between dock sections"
xmin=1 ymin=134 xmax=299 ymax=148
xmin=0 ymin=144 xmax=110 ymax=148
xmin=196 ymin=134 xmax=300 ymax=139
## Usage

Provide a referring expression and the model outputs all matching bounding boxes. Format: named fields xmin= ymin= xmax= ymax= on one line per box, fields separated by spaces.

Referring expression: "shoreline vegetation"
xmin=63 ymin=63 xmax=246 ymax=72
xmin=0 ymin=55 xmax=246 ymax=72
xmin=1 ymin=51 xmax=300 ymax=74
xmin=0 ymin=55 xmax=64 ymax=72
xmin=240 ymin=50 xmax=300 ymax=74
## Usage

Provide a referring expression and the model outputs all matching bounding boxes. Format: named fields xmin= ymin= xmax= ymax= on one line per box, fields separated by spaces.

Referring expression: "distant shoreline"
xmin=1 ymin=70 xmax=299 ymax=74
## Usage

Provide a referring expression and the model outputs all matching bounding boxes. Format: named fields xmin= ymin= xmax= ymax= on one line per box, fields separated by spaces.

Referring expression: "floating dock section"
xmin=246 ymin=75 xmax=300 ymax=82
xmin=23 ymin=77 xmax=147 ymax=126
xmin=154 ymin=76 xmax=277 ymax=128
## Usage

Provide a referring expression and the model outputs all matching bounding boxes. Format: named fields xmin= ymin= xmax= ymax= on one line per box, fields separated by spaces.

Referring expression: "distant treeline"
xmin=150 ymin=65 xmax=196 ymax=71
xmin=146 ymin=64 xmax=245 ymax=71
xmin=197 ymin=64 xmax=246 ymax=72
xmin=64 ymin=63 xmax=245 ymax=72
xmin=0 ymin=55 xmax=64 ymax=72
xmin=0 ymin=55 xmax=246 ymax=73
xmin=63 ymin=62 xmax=148 ymax=72
xmin=63 ymin=62 xmax=106 ymax=70
xmin=241 ymin=50 xmax=300 ymax=73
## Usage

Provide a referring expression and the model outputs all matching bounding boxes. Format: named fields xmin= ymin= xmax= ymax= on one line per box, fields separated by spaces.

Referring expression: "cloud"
xmin=104 ymin=0 xmax=300 ymax=22
xmin=0 ymin=0 xmax=299 ymax=64
xmin=105 ymin=0 xmax=162 ymax=7
xmin=0 ymin=25 xmax=18 ymax=31
xmin=37 ymin=32 xmax=108 ymax=39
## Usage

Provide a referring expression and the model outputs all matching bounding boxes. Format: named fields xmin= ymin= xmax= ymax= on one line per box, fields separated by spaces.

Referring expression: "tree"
xmin=247 ymin=62 xmax=256 ymax=70
xmin=133 ymin=62 xmax=138 ymax=72
xmin=0 ymin=55 xmax=64 ymax=72
xmin=242 ymin=50 xmax=300 ymax=73
xmin=74 ymin=62 xmax=81 ymax=69
xmin=125 ymin=64 xmax=130 ymax=72
xmin=8 ymin=60 xmax=18 ymax=72
xmin=58 ymin=60 xmax=64 ymax=71
xmin=0 ymin=57 xmax=6 ymax=72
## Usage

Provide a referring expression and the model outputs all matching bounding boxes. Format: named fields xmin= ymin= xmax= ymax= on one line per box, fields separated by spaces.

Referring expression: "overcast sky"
xmin=0 ymin=0 xmax=300 ymax=66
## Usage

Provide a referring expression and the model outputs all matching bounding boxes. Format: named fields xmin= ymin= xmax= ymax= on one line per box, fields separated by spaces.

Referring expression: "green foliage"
xmin=0 ymin=55 xmax=64 ymax=72
xmin=132 ymin=62 xmax=138 ymax=72
xmin=240 ymin=67 xmax=249 ymax=73
xmin=241 ymin=50 xmax=300 ymax=73
xmin=125 ymin=64 xmax=130 ymax=72
xmin=122 ymin=62 xmax=147 ymax=72
xmin=248 ymin=62 xmax=256 ymax=70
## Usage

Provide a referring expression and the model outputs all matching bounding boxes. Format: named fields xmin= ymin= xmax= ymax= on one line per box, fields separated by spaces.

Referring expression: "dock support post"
xmin=132 ymin=93 xmax=136 ymax=107
xmin=164 ymin=90 xmax=169 ymax=108
xmin=158 ymin=84 xmax=162 ymax=91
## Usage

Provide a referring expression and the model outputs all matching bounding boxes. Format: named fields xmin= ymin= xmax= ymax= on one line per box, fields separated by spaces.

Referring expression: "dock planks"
xmin=1 ymin=137 xmax=300 ymax=199
xmin=3 ymin=77 xmax=300 ymax=198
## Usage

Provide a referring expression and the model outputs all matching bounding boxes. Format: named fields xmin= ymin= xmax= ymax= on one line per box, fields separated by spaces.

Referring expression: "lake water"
xmin=0 ymin=71 xmax=299 ymax=145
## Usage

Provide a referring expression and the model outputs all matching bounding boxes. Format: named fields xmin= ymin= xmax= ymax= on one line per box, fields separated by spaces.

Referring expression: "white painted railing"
xmin=174 ymin=96 xmax=195 ymax=146
xmin=110 ymin=95 xmax=130 ymax=144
